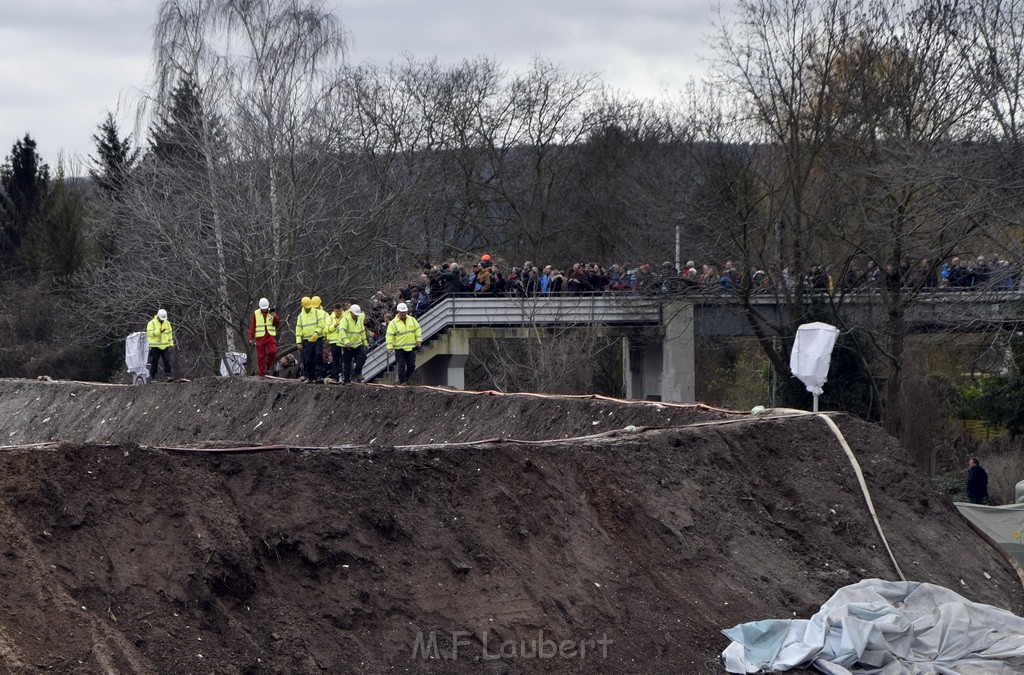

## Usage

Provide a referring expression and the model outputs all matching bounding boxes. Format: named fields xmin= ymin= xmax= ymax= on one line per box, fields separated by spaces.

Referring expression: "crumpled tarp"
xmin=721 ymin=578 xmax=1024 ymax=674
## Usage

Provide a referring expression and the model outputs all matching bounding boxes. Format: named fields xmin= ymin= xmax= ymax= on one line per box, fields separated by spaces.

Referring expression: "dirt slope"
xmin=0 ymin=378 xmax=1019 ymax=674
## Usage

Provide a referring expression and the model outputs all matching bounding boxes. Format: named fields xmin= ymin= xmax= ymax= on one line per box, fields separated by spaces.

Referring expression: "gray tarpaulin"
xmin=955 ymin=502 xmax=1024 ymax=564
xmin=721 ymin=579 xmax=1024 ymax=674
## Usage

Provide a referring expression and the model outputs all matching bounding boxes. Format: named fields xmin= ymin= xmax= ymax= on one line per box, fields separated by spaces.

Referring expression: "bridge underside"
xmin=392 ymin=303 xmax=695 ymax=403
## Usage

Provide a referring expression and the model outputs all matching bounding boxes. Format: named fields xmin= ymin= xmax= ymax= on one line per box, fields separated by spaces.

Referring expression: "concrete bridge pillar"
xmin=623 ymin=302 xmax=695 ymax=402
xmin=418 ymin=330 xmax=470 ymax=388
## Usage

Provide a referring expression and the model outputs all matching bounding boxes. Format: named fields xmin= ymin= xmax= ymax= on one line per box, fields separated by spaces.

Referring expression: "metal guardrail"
xmin=363 ymin=295 xmax=663 ymax=381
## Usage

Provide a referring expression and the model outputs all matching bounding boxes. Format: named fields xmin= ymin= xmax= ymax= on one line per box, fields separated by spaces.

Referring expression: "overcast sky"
xmin=0 ymin=0 xmax=721 ymax=167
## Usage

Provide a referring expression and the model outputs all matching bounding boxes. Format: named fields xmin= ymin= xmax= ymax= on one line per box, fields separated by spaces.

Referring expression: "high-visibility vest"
xmin=340 ymin=312 xmax=368 ymax=348
xmin=253 ymin=310 xmax=277 ymax=338
xmin=386 ymin=315 xmax=421 ymax=351
xmin=295 ymin=307 xmax=326 ymax=343
xmin=146 ymin=317 xmax=174 ymax=350
xmin=326 ymin=312 xmax=346 ymax=346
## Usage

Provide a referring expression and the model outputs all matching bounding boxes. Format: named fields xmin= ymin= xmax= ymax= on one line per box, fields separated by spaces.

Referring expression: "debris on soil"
xmin=0 ymin=377 xmax=1018 ymax=673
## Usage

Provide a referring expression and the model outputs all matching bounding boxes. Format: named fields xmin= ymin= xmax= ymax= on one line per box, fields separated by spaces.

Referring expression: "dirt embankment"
xmin=0 ymin=379 xmax=720 ymax=448
xmin=0 ymin=378 xmax=1019 ymax=674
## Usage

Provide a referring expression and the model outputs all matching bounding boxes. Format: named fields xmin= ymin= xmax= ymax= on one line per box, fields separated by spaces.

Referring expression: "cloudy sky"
xmin=0 ymin=0 xmax=722 ymax=167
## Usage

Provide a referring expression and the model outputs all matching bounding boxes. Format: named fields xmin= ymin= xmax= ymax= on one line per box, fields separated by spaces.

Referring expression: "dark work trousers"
xmin=148 ymin=347 xmax=172 ymax=380
xmin=394 ymin=349 xmax=416 ymax=384
xmin=343 ymin=345 xmax=367 ymax=382
xmin=301 ymin=340 xmax=322 ymax=381
xmin=331 ymin=344 xmax=343 ymax=381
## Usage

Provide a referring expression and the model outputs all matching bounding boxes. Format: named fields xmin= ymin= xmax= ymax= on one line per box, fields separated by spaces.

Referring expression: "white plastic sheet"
xmin=220 ymin=351 xmax=247 ymax=377
xmin=125 ymin=331 xmax=149 ymax=384
xmin=721 ymin=579 xmax=1024 ymax=674
xmin=790 ymin=322 xmax=840 ymax=396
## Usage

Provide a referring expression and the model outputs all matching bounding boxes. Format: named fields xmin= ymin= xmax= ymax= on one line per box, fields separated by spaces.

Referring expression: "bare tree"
xmin=692 ymin=0 xmax=1016 ymax=443
xmin=80 ymin=0 xmax=360 ymax=374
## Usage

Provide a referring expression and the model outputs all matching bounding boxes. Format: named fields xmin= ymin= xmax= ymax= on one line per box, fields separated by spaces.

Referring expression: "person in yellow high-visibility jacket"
xmin=325 ymin=302 xmax=348 ymax=383
xmin=146 ymin=308 xmax=175 ymax=381
xmin=386 ymin=302 xmax=421 ymax=384
xmin=340 ymin=303 xmax=370 ymax=383
xmin=295 ymin=295 xmax=328 ymax=382
xmin=248 ymin=298 xmax=279 ymax=377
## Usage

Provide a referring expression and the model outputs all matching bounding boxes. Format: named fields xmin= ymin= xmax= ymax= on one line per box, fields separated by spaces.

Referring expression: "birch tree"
xmin=81 ymin=0 xmax=354 ymax=374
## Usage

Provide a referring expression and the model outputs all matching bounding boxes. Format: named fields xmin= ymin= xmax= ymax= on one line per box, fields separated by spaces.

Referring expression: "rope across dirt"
xmin=0 ymin=378 xmax=1019 ymax=673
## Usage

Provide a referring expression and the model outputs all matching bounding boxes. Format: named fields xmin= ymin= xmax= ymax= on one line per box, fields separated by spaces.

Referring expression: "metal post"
xmin=675 ymin=223 xmax=681 ymax=272
xmin=813 ymin=394 xmax=819 ymax=412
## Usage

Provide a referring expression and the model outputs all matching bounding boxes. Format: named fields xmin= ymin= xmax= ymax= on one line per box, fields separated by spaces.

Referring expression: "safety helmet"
xmin=157 ymin=309 xmax=168 ymax=321
xmin=301 ymin=296 xmax=312 ymax=309
xmin=350 ymin=304 xmax=362 ymax=316
xmin=396 ymin=302 xmax=409 ymax=313
xmin=258 ymin=298 xmax=270 ymax=310
xmin=481 ymin=254 xmax=491 ymax=261
xmin=312 ymin=295 xmax=322 ymax=308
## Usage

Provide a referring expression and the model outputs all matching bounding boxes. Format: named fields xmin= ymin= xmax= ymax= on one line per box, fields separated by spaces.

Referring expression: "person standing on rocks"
xmin=967 ymin=457 xmax=989 ymax=504
xmin=386 ymin=302 xmax=421 ymax=385
xmin=248 ymin=298 xmax=279 ymax=377
xmin=295 ymin=296 xmax=327 ymax=382
xmin=146 ymin=309 xmax=175 ymax=382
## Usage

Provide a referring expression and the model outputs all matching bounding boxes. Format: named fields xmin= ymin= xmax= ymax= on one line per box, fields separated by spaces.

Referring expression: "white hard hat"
xmin=259 ymin=297 xmax=270 ymax=310
xmin=157 ymin=309 xmax=168 ymax=321
xmin=396 ymin=302 xmax=409 ymax=313
xmin=350 ymin=304 xmax=362 ymax=316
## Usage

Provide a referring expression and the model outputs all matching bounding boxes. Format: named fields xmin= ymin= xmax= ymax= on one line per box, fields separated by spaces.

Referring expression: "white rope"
xmin=815 ymin=413 xmax=906 ymax=582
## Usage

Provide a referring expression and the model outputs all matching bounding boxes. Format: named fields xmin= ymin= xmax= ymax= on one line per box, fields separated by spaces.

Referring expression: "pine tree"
xmin=31 ymin=167 xmax=86 ymax=279
xmin=147 ymin=74 xmax=214 ymax=167
xmin=0 ymin=134 xmax=50 ymax=272
xmin=89 ymin=113 xmax=138 ymax=198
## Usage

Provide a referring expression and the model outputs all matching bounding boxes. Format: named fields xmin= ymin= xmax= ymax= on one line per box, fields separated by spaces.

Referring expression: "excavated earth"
xmin=0 ymin=377 xmax=1020 ymax=674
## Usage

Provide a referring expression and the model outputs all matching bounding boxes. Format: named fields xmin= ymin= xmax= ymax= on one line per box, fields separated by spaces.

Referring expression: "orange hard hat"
xmin=481 ymin=254 xmax=491 ymax=261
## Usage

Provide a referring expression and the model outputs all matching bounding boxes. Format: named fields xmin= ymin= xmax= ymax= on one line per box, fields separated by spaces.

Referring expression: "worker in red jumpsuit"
xmin=248 ymin=297 xmax=280 ymax=377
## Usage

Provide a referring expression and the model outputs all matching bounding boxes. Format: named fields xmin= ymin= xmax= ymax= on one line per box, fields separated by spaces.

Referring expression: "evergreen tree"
xmin=31 ymin=167 xmax=87 ymax=279
xmin=0 ymin=134 xmax=50 ymax=272
xmin=147 ymin=74 xmax=215 ymax=166
xmin=89 ymin=113 xmax=139 ymax=198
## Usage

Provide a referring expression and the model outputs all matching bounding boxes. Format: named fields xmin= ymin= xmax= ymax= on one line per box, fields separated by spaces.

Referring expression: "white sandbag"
xmin=125 ymin=332 xmax=149 ymax=384
xmin=220 ymin=351 xmax=247 ymax=377
xmin=790 ymin=322 xmax=840 ymax=396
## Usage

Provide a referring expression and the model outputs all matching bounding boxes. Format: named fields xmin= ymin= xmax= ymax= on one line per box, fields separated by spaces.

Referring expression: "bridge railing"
xmin=363 ymin=295 xmax=663 ymax=381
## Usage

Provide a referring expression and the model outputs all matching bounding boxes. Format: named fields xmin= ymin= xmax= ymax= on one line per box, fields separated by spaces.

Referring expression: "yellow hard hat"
xmin=311 ymin=295 xmax=322 ymax=308
xmin=301 ymin=296 xmax=312 ymax=309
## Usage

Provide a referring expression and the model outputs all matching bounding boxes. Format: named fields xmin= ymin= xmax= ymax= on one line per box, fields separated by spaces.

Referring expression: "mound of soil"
xmin=0 ymin=379 xmax=721 ymax=448
xmin=0 ymin=378 xmax=1019 ymax=673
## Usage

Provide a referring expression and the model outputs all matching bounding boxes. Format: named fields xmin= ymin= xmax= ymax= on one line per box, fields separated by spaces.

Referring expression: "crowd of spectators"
xmin=268 ymin=253 xmax=1022 ymax=378
xmin=352 ymin=253 xmax=1022 ymax=339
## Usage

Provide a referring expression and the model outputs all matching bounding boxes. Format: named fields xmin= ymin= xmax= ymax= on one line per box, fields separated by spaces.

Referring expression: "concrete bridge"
xmin=695 ymin=289 xmax=1024 ymax=336
xmin=363 ymin=296 xmax=694 ymax=401
xmin=363 ymin=290 xmax=1024 ymax=400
